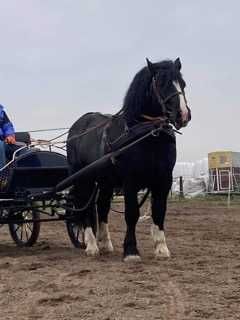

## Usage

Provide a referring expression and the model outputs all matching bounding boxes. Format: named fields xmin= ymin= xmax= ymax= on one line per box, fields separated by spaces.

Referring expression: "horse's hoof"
xmin=155 ymin=248 xmax=171 ymax=259
xmin=85 ymin=245 xmax=100 ymax=256
xmin=99 ymin=240 xmax=114 ymax=253
xmin=123 ymin=255 xmax=142 ymax=263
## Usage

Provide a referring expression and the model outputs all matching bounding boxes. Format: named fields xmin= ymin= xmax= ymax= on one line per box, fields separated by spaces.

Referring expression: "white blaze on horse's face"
xmin=173 ymin=81 xmax=189 ymax=124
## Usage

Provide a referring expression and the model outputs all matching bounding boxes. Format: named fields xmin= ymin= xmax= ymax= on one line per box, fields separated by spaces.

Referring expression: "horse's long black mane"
xmin=122 ymin=60 xmax=181 ymax=125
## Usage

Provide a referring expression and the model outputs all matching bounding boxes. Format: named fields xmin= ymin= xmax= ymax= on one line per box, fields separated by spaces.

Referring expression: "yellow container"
xmin=208 ymin=151 xmax=233 ymax=169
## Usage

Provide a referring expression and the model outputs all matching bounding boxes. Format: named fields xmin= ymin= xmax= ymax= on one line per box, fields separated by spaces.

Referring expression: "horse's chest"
xmin=117 ymin=145 xmax=174 ymax=185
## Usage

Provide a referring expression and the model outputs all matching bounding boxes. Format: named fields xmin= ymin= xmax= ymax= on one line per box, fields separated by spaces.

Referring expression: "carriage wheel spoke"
xmin=14 ymin=224 xmax=21 ymax=233
xmin=76 ymin=226 xmax=80 ymax=240
xmin=14 ymin=212 xmax=32 ymax=242
xmin=26 ymin=223 xmax=33 ymax=233
xmin=20 ymin=226 xmax=24 ymax=240
xmin=25 ymin=225 xmax=29 ymax=241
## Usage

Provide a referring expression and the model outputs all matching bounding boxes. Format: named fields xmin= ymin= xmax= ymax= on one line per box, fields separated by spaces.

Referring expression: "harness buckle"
xmin=151 ymin=129 xmax=160 ymax=137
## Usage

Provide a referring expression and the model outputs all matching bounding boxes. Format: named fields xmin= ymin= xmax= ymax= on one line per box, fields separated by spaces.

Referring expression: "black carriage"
xmin=0 ymin=132 xmax=88 ymax=248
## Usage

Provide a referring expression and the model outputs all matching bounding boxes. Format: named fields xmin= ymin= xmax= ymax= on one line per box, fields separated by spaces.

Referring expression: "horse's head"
xmin=145 ymin=58 xmax=191 ymax=130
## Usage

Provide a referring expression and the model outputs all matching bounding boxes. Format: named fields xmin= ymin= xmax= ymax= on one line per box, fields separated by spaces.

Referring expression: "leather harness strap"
xmin=141 ymin=114 xmax=167 ymax=122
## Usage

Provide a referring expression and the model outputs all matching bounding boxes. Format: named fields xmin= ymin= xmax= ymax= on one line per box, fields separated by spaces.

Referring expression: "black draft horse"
xmin=67 ymin=58 xmax=191 ymax=262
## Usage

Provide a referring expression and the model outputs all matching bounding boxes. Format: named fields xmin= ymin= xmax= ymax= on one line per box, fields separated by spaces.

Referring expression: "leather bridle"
xmin=151 ymin=77 xmax=184 ymax=116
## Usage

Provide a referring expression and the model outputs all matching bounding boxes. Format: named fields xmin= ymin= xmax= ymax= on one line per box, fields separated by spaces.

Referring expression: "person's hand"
xmin=5 ymin=135 xmax=16 ymax=144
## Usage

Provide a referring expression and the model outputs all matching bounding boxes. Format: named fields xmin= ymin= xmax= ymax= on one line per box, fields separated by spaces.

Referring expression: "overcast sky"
xmin=0 ymin=0 xmax=239 ymax=161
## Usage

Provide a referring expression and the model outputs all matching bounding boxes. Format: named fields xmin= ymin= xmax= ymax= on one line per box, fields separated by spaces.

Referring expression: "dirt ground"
xmin=0 ymin=198 xmax=240 ymax=320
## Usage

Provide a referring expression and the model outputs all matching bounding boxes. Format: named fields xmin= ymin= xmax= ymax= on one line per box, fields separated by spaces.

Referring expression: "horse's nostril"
xmin=187 ymin=107 xmax=191 ymax=121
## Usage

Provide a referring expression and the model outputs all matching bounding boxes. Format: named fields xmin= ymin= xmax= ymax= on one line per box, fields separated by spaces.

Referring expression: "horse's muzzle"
xmin=175 ymin=107 xmax=191 ymax=129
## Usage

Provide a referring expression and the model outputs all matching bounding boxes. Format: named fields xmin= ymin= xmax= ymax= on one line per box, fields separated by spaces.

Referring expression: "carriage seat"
xmin=15 ymin=132 xmax=31 ymax=145
xmin=4 ymin=131 xmax=31 ymax=163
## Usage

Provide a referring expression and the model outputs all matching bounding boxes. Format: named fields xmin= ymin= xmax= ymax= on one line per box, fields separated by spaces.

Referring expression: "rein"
xmin=141 ymin=114 xmax=166 ymax=122
xmin=139 ymin=115 xmax=182 ymax=135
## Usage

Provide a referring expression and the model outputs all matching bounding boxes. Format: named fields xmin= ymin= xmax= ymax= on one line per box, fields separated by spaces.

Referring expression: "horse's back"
xmin=67 ymin=112 xmax=115 ymax=171
xmin=69 ymin=112 xmax=110 ymax=134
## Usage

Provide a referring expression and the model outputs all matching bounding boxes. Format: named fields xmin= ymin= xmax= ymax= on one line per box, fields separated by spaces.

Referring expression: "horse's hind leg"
xmin=74 ymin=181 xmax=99 ymax=256
xmin=97 ymin=185 xmax=114 ymax=253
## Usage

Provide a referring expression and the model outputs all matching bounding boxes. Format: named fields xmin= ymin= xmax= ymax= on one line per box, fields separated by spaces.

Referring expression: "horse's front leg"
xmin=76 ymin=183 xmax=99 ymax=257
xmin=151 ymin=185 xmax=171 ymax=258
xmin=123 ymin=184 xmax=141 ymax=262
xmin=84 ymin=206 xmax=99 ymax=256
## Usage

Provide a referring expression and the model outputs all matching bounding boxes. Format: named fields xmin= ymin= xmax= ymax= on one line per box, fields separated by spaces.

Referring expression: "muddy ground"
xmin=0 ymin=198 xmax=239 ymax=320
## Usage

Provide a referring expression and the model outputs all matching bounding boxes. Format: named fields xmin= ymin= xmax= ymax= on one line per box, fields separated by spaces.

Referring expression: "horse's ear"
xmin=146 ymin=58 xmax=156 ymax=77
xmin=174 ymin=57 xmax=182 ymax=71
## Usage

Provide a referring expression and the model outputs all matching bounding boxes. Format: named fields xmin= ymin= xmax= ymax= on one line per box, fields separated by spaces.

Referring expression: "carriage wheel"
xmin=66 ymin=220 xmax=86 ymax=249
xmin=65 ymin=196 xmax=86 ymax=249
xmin=8 ymin=209 xmax=40 ymax=247
xmin=66 ymin=201 xmax=97 ymax=249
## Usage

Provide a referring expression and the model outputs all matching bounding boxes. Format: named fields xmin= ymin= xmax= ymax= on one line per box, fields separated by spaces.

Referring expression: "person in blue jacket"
xmin=0 ymin=104 xmax=16 ymax=168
